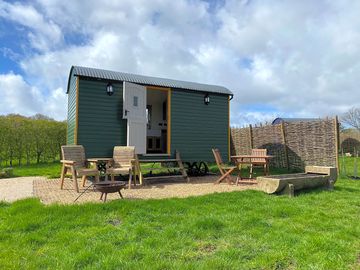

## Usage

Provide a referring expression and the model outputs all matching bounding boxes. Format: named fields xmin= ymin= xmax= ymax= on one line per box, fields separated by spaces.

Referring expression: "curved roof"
xmin=272 ymin=117 xmax=320 ymax=125
xmin=67 ymin=66 xmax=233 ymax=95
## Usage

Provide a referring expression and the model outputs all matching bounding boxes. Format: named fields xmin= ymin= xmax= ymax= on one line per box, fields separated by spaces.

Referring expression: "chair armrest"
xmin=60 ymin=160 xmax=76 ymax=165
xmin=105 ymin=158 xmax=115 ymax=168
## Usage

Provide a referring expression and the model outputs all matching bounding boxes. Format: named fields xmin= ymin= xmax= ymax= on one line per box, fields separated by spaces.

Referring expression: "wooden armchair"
xmin=106 ymin=146 xmax=141 ymax=189
xmin=60 ymin=145 xmax=99 ymax=193
xmin=212 ymin=148 xmax=237 ymax=184
xmin=250 ymin=149 xmax=268 ymax=178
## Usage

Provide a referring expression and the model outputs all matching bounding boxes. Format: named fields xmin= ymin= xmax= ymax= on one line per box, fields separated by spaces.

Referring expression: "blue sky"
xmin=0 ymin=0 xmax=360 ymax=125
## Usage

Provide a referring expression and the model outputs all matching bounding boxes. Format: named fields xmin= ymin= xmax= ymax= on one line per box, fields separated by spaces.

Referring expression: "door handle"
xmin=125 ymin=109 xmax=129 ymax=116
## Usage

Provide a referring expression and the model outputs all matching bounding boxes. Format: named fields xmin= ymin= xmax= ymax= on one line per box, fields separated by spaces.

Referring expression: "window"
xmin=133 ymin=96 xmax=138 ymax=107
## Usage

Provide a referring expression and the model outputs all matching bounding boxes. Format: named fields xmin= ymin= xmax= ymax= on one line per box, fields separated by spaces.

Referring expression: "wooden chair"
xmin=60 ymin=145 xmax=100 ymax=193
xmin=106 ymin=146 xmax=141 ymax=189
xmin=212 ymin=148 xmax=237 ymax=184
xmin=250 ymin=149 xmax=268 ymax=178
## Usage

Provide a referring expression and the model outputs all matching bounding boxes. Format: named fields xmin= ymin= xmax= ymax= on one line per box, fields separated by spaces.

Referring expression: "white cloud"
xmin=1 ymin=0 xmax=360 ymax=125
xmin=0 ymin=73 xmax=66 ymax=120
xmin=0 ymin=0 xmax=62 ymax=51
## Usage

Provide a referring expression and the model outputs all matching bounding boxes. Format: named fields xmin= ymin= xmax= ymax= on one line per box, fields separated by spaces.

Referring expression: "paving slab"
xmin=0 ymin=177 xmax=45 ymax=202
xmin=34 ymin=176 xmax=259 ymax=204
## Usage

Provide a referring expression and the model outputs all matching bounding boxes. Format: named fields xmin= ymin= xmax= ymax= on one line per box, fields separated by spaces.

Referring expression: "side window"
xmin=133 ymin=96 xmax=138 ymax=107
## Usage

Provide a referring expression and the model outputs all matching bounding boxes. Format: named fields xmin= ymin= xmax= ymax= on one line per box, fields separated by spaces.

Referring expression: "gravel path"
xmin=0 ymin=177 xmax=45 ymax=202
xmin=0 ymin=175 xmax=259 ymax=204
xmin=34 ymin=176 xmax=259 ymax=204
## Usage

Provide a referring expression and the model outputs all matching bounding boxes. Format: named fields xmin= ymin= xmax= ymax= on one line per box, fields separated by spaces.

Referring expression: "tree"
xmin=23 ymin=118 xmax=36 ymax=165
xmin=342 ymin=107 xmax=360 ymax=131
xmin=0 ymin=114 xmax=66 ymax=167
xmin=0 ymin=116 xmax=7 ymax=165
xmin=47 ymin=121 xmax=66 ymax=162
xmin=33 ymin=119 xmax=49 ymax=164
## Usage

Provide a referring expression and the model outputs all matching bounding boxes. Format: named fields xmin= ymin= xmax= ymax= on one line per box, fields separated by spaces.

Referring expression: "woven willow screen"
xmin=230 ymin=118 xmax=339 ymax=170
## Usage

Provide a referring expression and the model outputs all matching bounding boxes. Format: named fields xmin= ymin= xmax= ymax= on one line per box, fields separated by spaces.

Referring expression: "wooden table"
xmin=87 ymin=158 xmax=113 ymax=181
xmin=231 ymin=155 xmax=273 ymax=180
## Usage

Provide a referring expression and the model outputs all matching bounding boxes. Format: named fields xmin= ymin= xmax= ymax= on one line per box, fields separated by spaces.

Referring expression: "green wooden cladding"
xmin=66 ymin=72 xmax=77 ymax=144
xmin=171 ymin=89 xmax=229 ymax=162
xmin=77 ymin=78 xmax=127 ymax=157
xmin=67 ymin=77 xmax=229 ymax=162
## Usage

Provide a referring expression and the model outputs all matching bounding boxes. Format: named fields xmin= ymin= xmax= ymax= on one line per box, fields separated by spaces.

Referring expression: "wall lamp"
xmin=106 ymin=83 xmax=114 ymax=96
xmin=204 ymin=93 xmax=210 ymax=105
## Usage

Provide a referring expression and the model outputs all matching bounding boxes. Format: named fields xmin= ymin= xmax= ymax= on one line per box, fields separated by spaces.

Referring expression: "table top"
xmin=87 ymin=157 xmax=112 ymax=162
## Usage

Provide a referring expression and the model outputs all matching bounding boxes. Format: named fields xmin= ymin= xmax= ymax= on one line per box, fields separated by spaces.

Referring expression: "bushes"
xmin=0 ymin=114 xmax=66 ymax=167
xmin=0 ymin=168 xmax=13 ymax=178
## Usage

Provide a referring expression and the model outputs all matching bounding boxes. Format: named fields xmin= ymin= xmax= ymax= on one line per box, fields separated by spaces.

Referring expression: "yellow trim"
xmin=167 ymin=89 xmax=171 ymax=154
xmin=66 ymin=96 xmax=68 ymax=144
xmin=145 ymin=86 xmax=172 ymax=155
xmin=146 ymin=86 xmax=171 ymax=91
xmin=74 ymin=77 xmax=79 ymax=145
xmin=228 ymin=97 xmax=231 ymax=161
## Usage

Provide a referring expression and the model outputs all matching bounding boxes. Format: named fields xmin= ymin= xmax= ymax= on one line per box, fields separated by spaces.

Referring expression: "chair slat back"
xmin=251 ymin=149 xmax=267 ymax=163
xmin=212 ymin=148 xmax=224 ymax=167
xmin=113 ymin=146 xmax=135 ymax=168
xmin=61 ymin=145 xmax=86 ymax=168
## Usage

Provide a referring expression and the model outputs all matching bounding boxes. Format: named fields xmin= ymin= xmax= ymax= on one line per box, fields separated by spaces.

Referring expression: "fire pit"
xmin=93 ymin=181 xmax=126 ymax=202
xmin=257 ymin=166 xmax=337 ymax=197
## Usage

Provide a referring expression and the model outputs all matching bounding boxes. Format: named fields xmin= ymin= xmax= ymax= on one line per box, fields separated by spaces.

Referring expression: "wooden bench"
xmin=138 ymin=151 xmax=189 ymax=184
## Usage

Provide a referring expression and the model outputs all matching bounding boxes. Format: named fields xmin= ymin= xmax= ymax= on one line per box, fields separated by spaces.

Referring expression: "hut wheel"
xmin=198 ymin=162 xmax=209 ymax=176
xmin=185 ymin=162 xmax=198 ymax=176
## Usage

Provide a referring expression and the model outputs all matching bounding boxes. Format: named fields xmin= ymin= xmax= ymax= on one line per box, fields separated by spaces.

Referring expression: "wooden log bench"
xmin=257 ymin=166 xmax=337 ymax=197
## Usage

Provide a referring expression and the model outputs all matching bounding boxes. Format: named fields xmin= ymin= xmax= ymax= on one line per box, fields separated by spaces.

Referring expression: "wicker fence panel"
xmin=252 ymin=125 xmax=286 ymax=168
xmin=230 ymin=127 xmax=251 ymax=155
xmin=230 ymin=118 xmax=338 ymax=170
xmin=284 ymin=120 xmax=337 ymax=170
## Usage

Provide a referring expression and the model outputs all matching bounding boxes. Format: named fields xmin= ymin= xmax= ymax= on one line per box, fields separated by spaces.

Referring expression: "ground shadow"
xmin=259 ymin=143 xmax=305 ymax=172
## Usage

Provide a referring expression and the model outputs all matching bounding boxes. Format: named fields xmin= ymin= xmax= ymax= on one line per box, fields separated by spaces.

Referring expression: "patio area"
xmin=34 ymin=176 xmax=259 ymax=204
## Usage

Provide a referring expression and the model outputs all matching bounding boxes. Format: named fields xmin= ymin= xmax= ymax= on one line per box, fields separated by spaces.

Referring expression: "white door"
xmin=123 ymin=81 xmax=147 ymax=154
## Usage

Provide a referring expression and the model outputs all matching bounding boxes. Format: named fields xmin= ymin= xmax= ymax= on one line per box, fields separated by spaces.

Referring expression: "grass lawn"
xmin=0 ymin=158 xmax=359 ymax=269
xmin=9 ymin=162 xmax=62 ymax=178
xmin=0 ymin=179 xmax=359 ymax=269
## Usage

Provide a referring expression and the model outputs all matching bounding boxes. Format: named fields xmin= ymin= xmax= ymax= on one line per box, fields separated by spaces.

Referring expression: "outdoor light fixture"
xmin=204 ymin=93 xmax=210 ymax=105
xmin=106 ymin=83 xmax=114 ymax=96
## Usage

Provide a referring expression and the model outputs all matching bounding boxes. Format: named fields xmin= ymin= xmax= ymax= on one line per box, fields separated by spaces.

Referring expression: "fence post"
xmin=249 ymin=124 xmax=253 ymax=151
xmin=280 ymin=122 xmax=290 ymax=171
xmin=334 ymin=116 xmax=340 ymax=174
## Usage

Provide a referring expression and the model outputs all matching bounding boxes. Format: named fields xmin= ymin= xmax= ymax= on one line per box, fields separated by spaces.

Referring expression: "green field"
xmin=0 ymin=158 xmax=359 ymax=269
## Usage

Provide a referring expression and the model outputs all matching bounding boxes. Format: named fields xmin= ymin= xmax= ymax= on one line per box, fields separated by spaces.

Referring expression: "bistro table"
xmin=231 ymin=155 xmax=273 ymax=181
xmin=87 ymin=158 xmax=113 ymax=181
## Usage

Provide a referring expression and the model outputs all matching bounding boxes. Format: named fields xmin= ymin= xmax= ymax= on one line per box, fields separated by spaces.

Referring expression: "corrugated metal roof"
xmin=68 ymin=66 xmax=233 ymax=95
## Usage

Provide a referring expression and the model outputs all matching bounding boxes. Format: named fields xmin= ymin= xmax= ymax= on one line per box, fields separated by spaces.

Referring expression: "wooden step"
xmin=143 ymin=175 xmax=183 ymax=180
xmin=139 ymin=159 xmax=179 ymax=163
